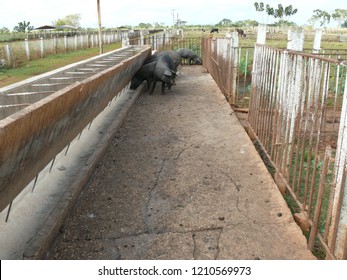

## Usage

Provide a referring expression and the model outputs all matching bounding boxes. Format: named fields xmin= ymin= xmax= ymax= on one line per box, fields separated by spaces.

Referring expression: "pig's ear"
xmin=164 ymin=70 xmax=173 ymax=76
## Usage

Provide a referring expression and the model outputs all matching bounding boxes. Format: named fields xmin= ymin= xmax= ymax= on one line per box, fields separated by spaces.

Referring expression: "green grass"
xmin=0 ymin=42 xmax=121 ymax=88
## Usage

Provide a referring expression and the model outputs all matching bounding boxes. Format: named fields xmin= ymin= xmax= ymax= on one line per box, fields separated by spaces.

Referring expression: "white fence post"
xmin=40 ymin=37 xmax=44 ymax=58
xmin=231 ymin=31 xmax=239 ymax=104
xmin=25 ymin=39 xmax=30 ymax=61
xmin=64 ymin=36 xmax=67 ymax=53
xmin=5 ymin=44 xmax=11 ymax=66
xmin=256 ymin=24 xmax=267 ymax=45
xmin=53 ymin=36 xmax=57 ymax=54
xmin=313 ymin=29 xmax=322 ymax=54
xmin=80 ymin=35 xmax=84 ymax=49
xmin=330 ymin=75 xmax=347 ymax=259
xmin=140 ymin=31 xmax=144 ymax=45
xmin=287 ymin=28 xmax=304 ymax=51
xmin=74 ymin=35 xmax=78 ymax=50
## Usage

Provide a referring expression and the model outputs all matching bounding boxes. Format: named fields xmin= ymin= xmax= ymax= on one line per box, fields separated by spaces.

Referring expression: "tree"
xmin=332 ymin=9 xmax=347 ymax=27
xmin=274 ymin=4 xmax=284 ymax=19
xmin=176 ymin=20 xmax=187 ymax=27
xmin=138 ymin=23 xmax=153 ymax=29
xmin=254 ymin=2 xmax=264 ymax=13
xmin=309 ymin=9 xmax=331 ymax=27
xmin=243 ymin=19 xmax=259 ymax=27
xmin=13 ymin=21 xmax=33 ymax=32
xmin=0 ymin=27 xmax=10 ymax=34
xmin=53 ymin=14 xmax=81 ymax=28
xmin=254 ymin=2 xmax=265 ymax=23
xmin=273 ymin=4 xmax=297 ymax=21
xmin=285 ymin=5 xmax=298 ymax=20
xmin=266 ymin=4 xmax=274 ymax=18
xmin=254 ymin=2 xmax=298 ymax=25
xmin=218 ymin=18 xmax=232 ymax=26
xmin=233 ymin=19 xmax=258 ymax=27
xmin=272 ymin=20 xmax=297 ymax=27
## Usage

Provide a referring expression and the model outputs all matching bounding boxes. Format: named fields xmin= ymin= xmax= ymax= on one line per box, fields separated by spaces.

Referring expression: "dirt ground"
xmin=46 ymin=66 xmax=314 ymax=260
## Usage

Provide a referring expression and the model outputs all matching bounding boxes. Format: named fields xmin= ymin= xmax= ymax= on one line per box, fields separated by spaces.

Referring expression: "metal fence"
xmin=201 ymin=33 xmax=347 ymax=259
xmin=201 ymin=36 xmax=253 ymax=109
xmin=0 ymin=30 xmax=140 ymax=67
xmin=129 ymin=33 xmax=202 ymax=61
xmin=249 ymin=44 xmax=347 ymax=259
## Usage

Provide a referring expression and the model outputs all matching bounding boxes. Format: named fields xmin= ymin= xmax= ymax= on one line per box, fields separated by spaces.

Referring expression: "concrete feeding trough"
xmin=0 ymin=45 xmax=151 ymax=212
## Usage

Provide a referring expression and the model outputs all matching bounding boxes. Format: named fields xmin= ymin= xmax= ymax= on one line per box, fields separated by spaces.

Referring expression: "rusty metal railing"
xmin=201 ymin=37 xmax=254 ymax=108
xmin=249 ymin=44 xmax=347 ymax=259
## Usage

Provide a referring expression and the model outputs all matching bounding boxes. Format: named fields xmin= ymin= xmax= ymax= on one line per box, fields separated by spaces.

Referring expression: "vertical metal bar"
xmin=270 ymin=50 xmax=280 ymax=160
xmin=49 ymin=156 xmax=56 ymax=173
xmin=88 ymin=120 xmax=93 ymax=130
xmin=308 ymin=62 xmax=330 ymax=219
xmin=78 ymin=130 xmax=83 ymax=140
xmin=5 ymin=201 xmax=13 ymax=223
xmin=308 ymin=146 xmax=332 ymax=251
xmin=65 ymin=142 xmax=71 ymax=156
xmin=31 ymin=174 xmax=39 ymax=193
xmin=324 ymin=173 xmax=336 ymax=244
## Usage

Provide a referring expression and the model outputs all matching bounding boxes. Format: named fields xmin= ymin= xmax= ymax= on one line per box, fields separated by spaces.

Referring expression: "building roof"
xmin=34 ymin=25 xmax=78 ymax=30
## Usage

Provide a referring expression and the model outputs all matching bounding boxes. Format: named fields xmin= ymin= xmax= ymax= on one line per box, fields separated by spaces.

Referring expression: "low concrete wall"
xmin=0 ymin=46 xmax=151 ymax=212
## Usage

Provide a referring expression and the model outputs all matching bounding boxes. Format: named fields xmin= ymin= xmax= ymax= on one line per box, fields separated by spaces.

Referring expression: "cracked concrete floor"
xmin=47 ymin=66 xmax=314 ymax=260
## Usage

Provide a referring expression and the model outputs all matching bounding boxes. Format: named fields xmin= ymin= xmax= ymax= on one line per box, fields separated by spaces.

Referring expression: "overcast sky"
xmin=0 ymin=0 xmax=344 ymax=29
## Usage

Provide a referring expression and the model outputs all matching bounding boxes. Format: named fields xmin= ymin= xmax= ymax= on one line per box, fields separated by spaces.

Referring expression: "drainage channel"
xmin=0 ymin=46 xmax=144 ymax=119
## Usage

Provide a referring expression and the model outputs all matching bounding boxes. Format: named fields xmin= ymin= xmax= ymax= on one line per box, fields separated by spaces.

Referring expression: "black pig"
xmin=176 ymin=48 xmax=202 ymax=65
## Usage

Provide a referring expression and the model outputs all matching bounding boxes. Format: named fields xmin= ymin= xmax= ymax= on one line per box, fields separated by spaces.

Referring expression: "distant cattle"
xmin=236 ymin=28 xmax=246 ymax=37
xmin=210 ymin=28 xmax=219 ymax=33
